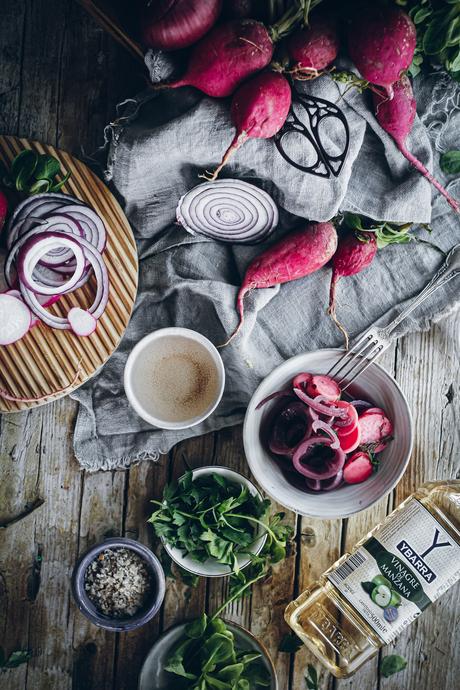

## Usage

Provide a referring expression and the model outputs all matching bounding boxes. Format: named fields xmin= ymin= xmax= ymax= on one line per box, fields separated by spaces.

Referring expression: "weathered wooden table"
xmin=0 ymin=2 xmax=459 ymax=689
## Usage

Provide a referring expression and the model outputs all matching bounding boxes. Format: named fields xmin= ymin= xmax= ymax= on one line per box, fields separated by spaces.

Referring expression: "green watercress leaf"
xmin=0 ymin=649 xmax=31 ymax=669
xmin=440 ymin=150 xmax=460 ymax=174
xmin=380 ymin=654 xmax=407 ymax=678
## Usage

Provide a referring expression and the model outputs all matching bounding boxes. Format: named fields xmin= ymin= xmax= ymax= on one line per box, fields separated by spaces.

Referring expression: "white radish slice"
xmin=68 ymin=307 xmax=97 ymax=336
xmin=0 ymin=293 xmax=31 ymax=345
xmin=5 ymin=289 xmax=38 ymax=326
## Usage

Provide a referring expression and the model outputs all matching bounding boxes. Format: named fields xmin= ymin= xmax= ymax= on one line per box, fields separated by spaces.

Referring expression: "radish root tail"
xmin=199 ymin=133 xmax=247 ymax=182
xmin=328 ymin=273 xmax=350 ymax=350
xmin=218 ymin=288 xmax=248 ymax=348
xmin=400 ymin=146 xmax=460 ymax=213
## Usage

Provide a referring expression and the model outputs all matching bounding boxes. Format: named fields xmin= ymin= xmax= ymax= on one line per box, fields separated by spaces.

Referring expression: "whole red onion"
xmin=140 ymin=0 xmax=222 ymax=51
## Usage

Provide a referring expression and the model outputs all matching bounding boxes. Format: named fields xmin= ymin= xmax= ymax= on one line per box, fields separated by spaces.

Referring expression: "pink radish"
xmin=160 ymin=19 xmax=274 ymax=97
xmin=343 ymin=451 xmax=373 ymax=484
xmin=0 ymin=190 xmax=7 ymax=232
xmin=203 ymin=71 xmax=292 ymax=180
xmin=223 ymin=221 xmax=338 ymax=344
xmin=223 ymin=0 xmax=257 ymax=19
xmin=140 ymin=0 xmax=222 ymax=51
xmin=358 ymin=411 xmax=393 ymax=447
xmin=292 ymin=372 xmax=312 ymax=391
xmin=337 ymin=424 xmax=361 ymax=454
xmin=68 ymin=308 xmax=97 ymax=337
xmin=373 ymin=75 xmax=460 ymax=213
xmin=287 ymin=12 xmax=339 ymax=79
xmin=304 ymin=374 xmax=340 ymax=401
xmin=328 ymin=231 xmax=378 ymax=349
xmin=347 ymin=5 xmax=416 ymax=99
xmin=0 ymin=293 xmax=31 ymax=345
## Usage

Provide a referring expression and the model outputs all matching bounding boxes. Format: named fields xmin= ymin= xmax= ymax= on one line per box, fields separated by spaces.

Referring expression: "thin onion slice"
xmin=177 ymin=179 xmax=279 ymax=245
xmin=17 ymin=234 xmax=86 ymax=295
xmin=293 ymin=387 xmax=347 ymax=417
xmin=311 ymin=419 xmax=340 ymax=449
xmin=20 ymin=234 xmax=109 ymax=329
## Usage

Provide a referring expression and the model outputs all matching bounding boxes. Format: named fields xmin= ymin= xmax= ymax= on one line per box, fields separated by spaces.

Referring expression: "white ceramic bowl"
xmin=124 ymin=327 xmax=225 ymax=430
xmin=162 ymin=466 xmax=267 ymax=577
xmin=243 ymin=349 xmax=413 ymax=519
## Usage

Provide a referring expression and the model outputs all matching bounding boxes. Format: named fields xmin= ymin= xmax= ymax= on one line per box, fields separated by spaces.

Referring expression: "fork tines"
xmin=326 ymin=331 xmax=385 ymax=390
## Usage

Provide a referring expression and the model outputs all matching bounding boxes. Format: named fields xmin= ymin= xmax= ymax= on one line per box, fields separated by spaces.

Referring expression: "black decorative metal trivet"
xmin=275 ymin=88 xmax=350 ymax=178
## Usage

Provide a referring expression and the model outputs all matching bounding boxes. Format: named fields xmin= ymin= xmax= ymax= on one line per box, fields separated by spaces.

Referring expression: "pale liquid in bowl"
xmin=130 ymin=336 xmax=220 ymax=423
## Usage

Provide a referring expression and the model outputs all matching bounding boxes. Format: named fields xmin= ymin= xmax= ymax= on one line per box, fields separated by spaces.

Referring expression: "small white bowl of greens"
xmin=149 ymin=466 xmax=280 ymax=578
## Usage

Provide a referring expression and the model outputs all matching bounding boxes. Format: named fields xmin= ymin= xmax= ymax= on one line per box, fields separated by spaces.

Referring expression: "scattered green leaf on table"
xmin=440 ymin=150 xmax=460 ymax=175
xmin=279 ymin=632 xmax=304 ymax=653
xmin=305 ymin=663 xmax=319 ymax=690
xmin=380 ymin=654 xmax=407 ymax=678
xmin=0 ymin=648 xmax=31 ymax=670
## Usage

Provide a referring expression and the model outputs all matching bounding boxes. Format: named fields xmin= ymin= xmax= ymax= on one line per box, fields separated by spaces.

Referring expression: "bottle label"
xmin=327 ymin=498 xmax=460 ymax=644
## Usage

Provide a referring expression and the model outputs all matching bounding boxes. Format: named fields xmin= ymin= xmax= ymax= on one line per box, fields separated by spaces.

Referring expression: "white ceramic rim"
xmin=123 ymin=327 xmax=225 ymax=430
xmin=243 ymin=348 xmax=414 ymax=519
xmin=162 ymin=466 xmax=268 ymax=577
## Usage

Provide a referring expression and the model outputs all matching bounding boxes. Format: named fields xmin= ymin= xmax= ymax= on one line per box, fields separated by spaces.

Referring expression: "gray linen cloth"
xmin=71 ymin=70 xmax=460 ymax=471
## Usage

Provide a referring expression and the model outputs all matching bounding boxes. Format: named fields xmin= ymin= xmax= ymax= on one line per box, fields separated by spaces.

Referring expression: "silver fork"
xmin=327 ymin=243 xmax=460 ymax=391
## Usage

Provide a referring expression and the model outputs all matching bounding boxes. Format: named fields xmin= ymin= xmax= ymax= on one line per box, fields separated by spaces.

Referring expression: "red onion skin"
xmin=140 ymin=0 xmax=222 ymax=51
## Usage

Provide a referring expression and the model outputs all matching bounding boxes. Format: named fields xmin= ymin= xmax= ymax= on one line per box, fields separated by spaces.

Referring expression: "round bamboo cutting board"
xmin=0 ymin=135 xmax=138 ymax=413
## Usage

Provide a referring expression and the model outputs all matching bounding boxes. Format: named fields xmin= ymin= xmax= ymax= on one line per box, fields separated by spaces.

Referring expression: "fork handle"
xmin=381 ymin=252 xmax=459 ymax=338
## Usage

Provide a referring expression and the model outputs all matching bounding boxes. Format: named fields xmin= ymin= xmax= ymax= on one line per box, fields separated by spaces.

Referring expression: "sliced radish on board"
xmin=0 ymin=293 xmax=31 ymax=345
xmin=68 ymin=307 xmax=97 ymax=336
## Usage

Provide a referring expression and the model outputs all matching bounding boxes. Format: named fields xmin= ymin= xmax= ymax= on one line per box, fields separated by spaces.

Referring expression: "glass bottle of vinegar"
xmin=285 ymin=481 xmax=460 ymax=678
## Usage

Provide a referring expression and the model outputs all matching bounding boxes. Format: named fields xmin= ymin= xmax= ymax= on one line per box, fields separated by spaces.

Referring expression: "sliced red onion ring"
xmin=293 ymin=388 xmax=347 ymax=417
xmin=20 ymin=234 xmax=109 ymax=329
xmin=16 ymin=234 xmax=86 ymax=295
xmin=269 ymin=401 xmax=312 ymax=456
xmin=350 ymin=400 xmax=373 ymax=411
xmin=6 ymin=192 xmax=84 ymax=249
xmin=292 ymin=437 xmax=346 ymax=480
xmin=256 ymin=388 xmax=293 ymax=410
xmin=306 ymin=470 xmax=344 ymax=492
xmin=311 ymin=419 xmax=340 ymax=449
xmin=27 ymin=215 xmax=83 ymax=267
xmin=5 ymin=227 xmax=91 ymax=292
xmin=58 ymin=205 xmax=107 ymax=252
xmin=177 ymin=179 xmax=279 ymax=245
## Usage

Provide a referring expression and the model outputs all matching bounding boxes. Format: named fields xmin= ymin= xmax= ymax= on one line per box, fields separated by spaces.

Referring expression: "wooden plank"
xmin=113 ymin=458 xmax=170 ymax=690
xmin=160 ymin=435 xmax=215 ymax=631
xmin=381 ymin=313 xmax=460 ymax=690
